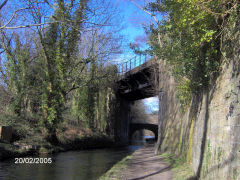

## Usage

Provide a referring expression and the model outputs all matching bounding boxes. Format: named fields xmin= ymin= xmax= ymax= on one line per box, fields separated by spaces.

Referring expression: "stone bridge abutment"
xmin=114 ymin=58 xmax=159 ymax=143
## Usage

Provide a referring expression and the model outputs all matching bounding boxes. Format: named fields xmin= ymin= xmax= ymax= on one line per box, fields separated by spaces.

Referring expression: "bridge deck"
xmin=116 ymin=58 xmax=158 ymax=101
xmin=117 ymin=58 xmax=157 ymax=81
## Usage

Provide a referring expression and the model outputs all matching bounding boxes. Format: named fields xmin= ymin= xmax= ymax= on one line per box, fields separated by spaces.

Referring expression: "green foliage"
xmin=72 ymin=64 xmax=117 ymax=133
xmin=4 ymin=35 xmax=28 ymax=116
xmin=39 ymin=1 xmax=87 ymax=137
xmin=176 ymin=79 xmax=192 ymax=110
xmin=204 ymin=140 xmax=212 ymax=173
xmin=72 ymin=86 xmax=95 ymax=128
xmin=217 ymin=147 xmax=222 ymax=162
xmin=161 ymin=153 xmax=195 ymax=180
xmin=99 ymin=154 xmax=133 ymax=180
xmin=146 ymin=0 xmax=239 ymax=108
xmin=233 ymin=168 xmax=239 ymax=180
xmin=0 ymin=0 xmax=121 ymax=143
xmin=161 ymin=153 xmax=185 ymax=168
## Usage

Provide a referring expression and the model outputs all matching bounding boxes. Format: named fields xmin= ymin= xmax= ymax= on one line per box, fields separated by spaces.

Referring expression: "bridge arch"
xmin=114 ymin=57 xmax=159 ymax=143
xmin=129 ymin=123 xmax=158 ymax=141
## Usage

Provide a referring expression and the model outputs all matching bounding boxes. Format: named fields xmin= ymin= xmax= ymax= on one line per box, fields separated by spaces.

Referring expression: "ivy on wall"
xmin=146 ymin=0 xmax=239 ymax=109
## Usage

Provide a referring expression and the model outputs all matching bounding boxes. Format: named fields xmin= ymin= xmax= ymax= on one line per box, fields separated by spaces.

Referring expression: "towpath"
xmin=120 ymin=145 xmax=173 ymax=180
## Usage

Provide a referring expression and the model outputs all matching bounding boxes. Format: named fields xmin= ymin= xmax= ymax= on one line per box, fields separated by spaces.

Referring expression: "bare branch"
xmin=44 ymin=0 xmax=56 ymax=10
xmin=0 ymin=0 xmax=8 ymax=10
xmin=130 ymin=0 xmax=158 ymax=24
xmin=0 ymin=49 xmax=5 ymax=54
xmin=1 ymin=22 xmax=54 ymax=29
xmin=0 ymin=8 xmax=29 ymax=29
xmin=197 ymin=0 xmax=238 ymax=17
xmin=129 ymin=0 xmax=162 ymax=47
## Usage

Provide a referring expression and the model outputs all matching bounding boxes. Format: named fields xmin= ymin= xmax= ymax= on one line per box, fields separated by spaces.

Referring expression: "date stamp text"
xmin=15 ymin=158 xmax=52 ymax=164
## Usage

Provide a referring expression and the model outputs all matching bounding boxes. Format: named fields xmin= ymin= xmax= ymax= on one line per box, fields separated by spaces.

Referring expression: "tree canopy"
xmin=0 ymin=0 xmax=122 ymax=142
xmin=138 ymin=0 xmax=239 ymax=109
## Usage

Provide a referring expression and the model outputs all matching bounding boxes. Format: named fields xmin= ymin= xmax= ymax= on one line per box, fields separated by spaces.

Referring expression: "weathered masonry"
xmin=114 ymin=56 xmax=159 ymax=142
xmin=129 ymin=123 xmax=158 ymax=141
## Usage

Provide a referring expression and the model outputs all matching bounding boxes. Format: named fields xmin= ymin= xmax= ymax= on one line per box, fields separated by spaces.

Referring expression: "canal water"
xmin=0 ymin=145 xmax=143 ymax=180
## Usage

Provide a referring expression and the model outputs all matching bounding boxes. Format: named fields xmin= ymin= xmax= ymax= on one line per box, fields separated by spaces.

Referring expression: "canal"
xmin=0 ymin=145 xmax=142 ymax=180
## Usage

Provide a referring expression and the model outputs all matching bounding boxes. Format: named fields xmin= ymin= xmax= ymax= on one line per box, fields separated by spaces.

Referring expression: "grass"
xmin=100 ymin=151 xmax=195 ymax=180
xmin=160 ymin=153 xmax=196 ymax=180
xmin=98 ymin=154 xmax=133 ymax=180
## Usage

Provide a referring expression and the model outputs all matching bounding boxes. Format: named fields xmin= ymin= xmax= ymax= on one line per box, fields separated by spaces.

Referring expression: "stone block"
xmin=0 ymin=126 xmax=12 ymax=142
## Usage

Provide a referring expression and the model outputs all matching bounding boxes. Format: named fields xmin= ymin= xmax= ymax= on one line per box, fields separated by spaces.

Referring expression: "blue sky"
xmin=0 ymin=0 xmax=160 ymax=113
xmin=112 ymin=0 xmax=159 ymax=113
xmin=115 ymin=0 xmax=159 ymax=113
xmin=112 ymin=0 xmax=155 ymax=60
xmin=117 ymin=1 xmax=146 ymax=42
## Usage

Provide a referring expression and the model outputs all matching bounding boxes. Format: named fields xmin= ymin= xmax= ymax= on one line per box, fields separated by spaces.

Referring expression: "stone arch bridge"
xmin=129 ymin=123 xmax=158 ymax=141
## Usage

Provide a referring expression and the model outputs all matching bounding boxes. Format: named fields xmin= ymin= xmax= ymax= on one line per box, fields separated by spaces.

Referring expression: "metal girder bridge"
xmin=116 ymin=55 xmax=159 ymax=101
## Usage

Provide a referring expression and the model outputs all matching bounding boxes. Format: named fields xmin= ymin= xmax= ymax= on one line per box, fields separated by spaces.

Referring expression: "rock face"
xmin=156 ymin=57 xmax=240 ymax=179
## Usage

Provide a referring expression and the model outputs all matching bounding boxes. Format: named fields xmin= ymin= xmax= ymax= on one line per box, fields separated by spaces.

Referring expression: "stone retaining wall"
xmin=156 ymin=58 xmax=240 ymax=179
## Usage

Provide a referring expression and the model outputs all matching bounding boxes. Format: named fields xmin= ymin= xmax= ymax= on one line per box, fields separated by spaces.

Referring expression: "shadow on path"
xmin=121 ymin=145 xmax=172 ymax=180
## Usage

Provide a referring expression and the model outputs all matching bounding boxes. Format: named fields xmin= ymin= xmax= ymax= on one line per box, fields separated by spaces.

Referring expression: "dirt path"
xmin=120 ymin=145 xmax=173 ymax=180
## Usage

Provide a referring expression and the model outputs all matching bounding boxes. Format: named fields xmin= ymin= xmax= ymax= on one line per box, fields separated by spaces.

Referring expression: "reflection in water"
xmin=131 ymin=129 xmax=155 ymax=142
xmin=131 ymin=129 xmax=156 ymax=146
xmin=0 ymin=146 xmax=141 ymax=180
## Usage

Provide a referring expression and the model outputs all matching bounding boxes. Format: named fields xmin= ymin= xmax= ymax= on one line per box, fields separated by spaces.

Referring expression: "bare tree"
xmin=131 ymin=100 xmax=148 ymax=123
xmin=125 ymin=0 xmax=162 ymax=47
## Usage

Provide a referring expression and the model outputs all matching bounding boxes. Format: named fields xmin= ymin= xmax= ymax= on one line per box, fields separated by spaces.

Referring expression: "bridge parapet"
xmin=116 ymin=55 xmax=158 ymax=101
xmin=116 ymin=54 xmax=152 ymax=75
